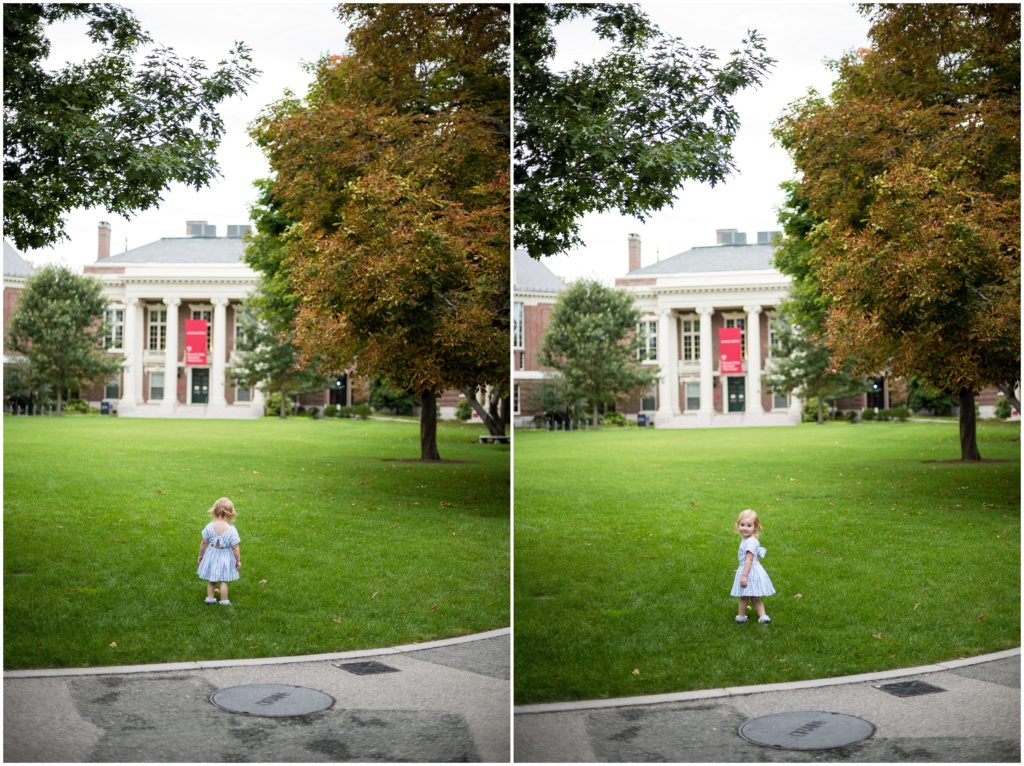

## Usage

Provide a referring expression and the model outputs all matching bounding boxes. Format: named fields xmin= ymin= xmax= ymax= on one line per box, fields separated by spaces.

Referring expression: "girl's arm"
xmin=198 ymin=539 xmax=208 ymax=564
xmin=232 ymin=544 xmax=241 ymax=571
xmin=740 ymin=551 xmax=754 ymax=587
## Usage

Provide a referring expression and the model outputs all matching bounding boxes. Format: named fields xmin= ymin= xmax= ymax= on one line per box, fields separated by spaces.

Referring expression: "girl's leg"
xmin=207 ymin=582 xmax=216 ymax=599
xmin=220 ymin=582 xmax=229 ymax=601
xmin=737 ymin=597 xmax=749 ymax=616
xmin=752 ymin=597 xmax=766 ymax=618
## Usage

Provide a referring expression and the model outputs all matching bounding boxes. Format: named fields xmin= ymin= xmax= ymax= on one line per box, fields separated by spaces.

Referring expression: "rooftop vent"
xmin=186 ymin=220 xmax=217 ymax=237
xmin=716 ymin=229 xmax=747 ymax=245
xmin=757 ymin=231 xmax=782 ymax=245
xmin=227 ymin=224 xmax=252 ymax=239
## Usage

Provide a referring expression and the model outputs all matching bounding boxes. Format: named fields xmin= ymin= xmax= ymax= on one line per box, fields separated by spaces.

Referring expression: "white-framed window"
xmin=513 ymin=302 xmax=524 ymax=349
xmin=637 ymin=320 xmax=657 ymax=361
xmin=641 ymin=386 xmax=656 ymax=411
xmin=104 ymin=308 xmax=124 ymax=350
xmin=724 ymin=315 xmax=747 ymax=357
xmin=191 ymin=308 xmax=212 ymax=350
xmin=235 ymin=384 xmax=252 ymax=403
xmin=513 ymin=384 xmax=521 ymax=415
xmin=105 ymin=377 xmax=120 ymax=399
xmin=149 ymin=371 xmax=164 ymax=400
xmin=771 ymin=390 xmax=789 ymax=410
xmin=685 ymin=381 xmax=701 ymax=411
xmin=147 ymin=307 xmax=167 ymax=351
xmin=680 ymin=317 xmax=700 ymax=362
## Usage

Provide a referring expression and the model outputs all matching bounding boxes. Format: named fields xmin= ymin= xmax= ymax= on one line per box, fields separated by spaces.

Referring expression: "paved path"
xmin=4 ymin=629 xmax=509 ymax=763
xmin=514 ymin=648 xmax=1019 ymax=762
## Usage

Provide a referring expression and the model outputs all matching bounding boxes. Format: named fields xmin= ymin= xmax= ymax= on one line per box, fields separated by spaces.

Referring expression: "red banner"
xmin=719 ymin=327 xmax=742 ymax=374
xmin=185 ymin=319 xmax=207 ymax=366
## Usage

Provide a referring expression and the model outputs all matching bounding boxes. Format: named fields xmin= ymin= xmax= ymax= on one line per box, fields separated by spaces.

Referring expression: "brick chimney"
xmin=98 ymin=221 xmax=111 ymax=260
xmin=628 ymin=233 xmax=641 ymax=273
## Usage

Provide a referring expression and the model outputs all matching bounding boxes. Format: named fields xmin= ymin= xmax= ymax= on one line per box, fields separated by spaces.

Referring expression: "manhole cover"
xmin=739 ymin=711 xmax=875 ymax=751
xmin=335 ymin=661 xmax=400 ymax=675
xmin=875 ymin=680 xmax=946 ymax=697
xmin=210 ymin=684 xmax=334 ymax=717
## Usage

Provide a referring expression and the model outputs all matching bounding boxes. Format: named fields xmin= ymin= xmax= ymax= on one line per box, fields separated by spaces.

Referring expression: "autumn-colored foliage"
xmin=774 ymin=4 xmax=1020 ymax=460
xmin=252 ymin=4 xmax=509 ymax=459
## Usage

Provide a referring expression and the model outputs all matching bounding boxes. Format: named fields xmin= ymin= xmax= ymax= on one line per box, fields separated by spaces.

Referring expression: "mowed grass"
xmin=4 ymin=416 xmax=509 ymax=670
xmin=514 ymin=420 xmax=1019 ymax=704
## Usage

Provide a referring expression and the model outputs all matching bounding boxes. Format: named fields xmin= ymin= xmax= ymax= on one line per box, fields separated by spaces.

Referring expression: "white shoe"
xmin=735 ymin=615 xmax=748 ymax=623
xmin=758 ymin=615 xmax=771 ymax=624
xmin=218 ymin=599 xmax=232 ymax=606
xmin=204 ymin=597 xmax=216 ymax=604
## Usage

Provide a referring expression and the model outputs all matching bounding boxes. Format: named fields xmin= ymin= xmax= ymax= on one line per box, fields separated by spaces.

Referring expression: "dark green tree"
xmin=3 ymin=3 xmax=259 ymax=250
xmin=6 ymin=264 xmax=121 ymax=414
xmin=540 ymin=279 xmax=659 ymax=426
xmin=514 ymin=3 xmax=773 ymax=257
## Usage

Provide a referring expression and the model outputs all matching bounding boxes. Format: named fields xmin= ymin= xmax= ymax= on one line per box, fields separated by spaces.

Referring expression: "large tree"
xmin=3 ymin=3 xmax=258 ymax=250
xmin=540 ymin=279 xmax=659 ymax=426
xmin=252 ymin=3 xmax=509 ymax=461
xmin=6 ymin=264 xmax=121 ymax=414
xmin=514 ymin=3 xmax=773 ymax=258
xmin=773 ymin=3 xmax=1020 ymax=461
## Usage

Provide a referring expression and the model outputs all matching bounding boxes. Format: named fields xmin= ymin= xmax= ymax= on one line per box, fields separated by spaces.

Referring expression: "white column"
xmin=698 ymin=306 xmax=714 ymax=417
xmin=162 ymin=297 xmax=180 ymax=405
xmin=120 ymin=298 xmax=140 ymax=408
xmin=666 ymin=309 xmax=680 ymax=415
xmin=745 ymin=304 xmax=764 ymax=415
xmin=210 ymin=297 xmax=228 ymax=407
xmin=655 ymin=308 xmax=673 ymax=422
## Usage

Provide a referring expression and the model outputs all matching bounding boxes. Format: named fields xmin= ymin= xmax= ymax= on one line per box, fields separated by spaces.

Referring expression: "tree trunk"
xmin=816 ymin=397 xmax=824 ymax=424
xmin=420 ymin=389 xmax=441 ymax=461
xmin=459 ymin=385 xmax=504 ymax=436
xmin=958 ymin=388 xmax=981 ymax=461
xmin=279 ymin=389 xmax=287 ymax=419
xmin=592 ymin=402 xmax=599 ymax=429
xmin=56 ymin=388 xmax=63 ymax=416
xmin=997 ymin=383 xmax=1020 ymax=413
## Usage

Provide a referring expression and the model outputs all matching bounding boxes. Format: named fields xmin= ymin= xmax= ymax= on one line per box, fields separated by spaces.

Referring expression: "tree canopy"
xmin=773 ymin=3 xmax=1020 ymax=460
xmin=540 ymin=279 xmax=659 ymax=425
xmin=251 ymin=3 xmax=509 ymax=460
xmin=514 ymin=3 xmax=773 ymax=257
xmin=6 ymin=264 xmax=121 ymax=414
xmin=3 ymin=3 xmax=259 ymax=250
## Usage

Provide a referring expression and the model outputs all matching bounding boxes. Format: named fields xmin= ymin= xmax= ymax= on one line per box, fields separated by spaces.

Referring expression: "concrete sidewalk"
xmin=5 ymin=629 xmax=510 ymax=763
xmin=514 ymin=648 xmax=1019 ymax=762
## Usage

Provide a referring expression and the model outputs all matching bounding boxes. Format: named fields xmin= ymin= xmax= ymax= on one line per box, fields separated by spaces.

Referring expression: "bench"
xmin=479 ymin=434 xmax=510 ymax=445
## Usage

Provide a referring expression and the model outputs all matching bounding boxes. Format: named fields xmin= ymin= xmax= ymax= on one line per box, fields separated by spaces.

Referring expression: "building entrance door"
xmin=192 ymin=369 xmax=209 ymax=404
xmin=727 ymin=377 xmax=746 ymax=413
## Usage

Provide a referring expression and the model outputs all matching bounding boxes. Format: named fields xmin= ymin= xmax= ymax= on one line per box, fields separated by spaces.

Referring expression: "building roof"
xmin=628 ymin=243 xmax=777 ymax=275
xmin=99 ymin=237 xmax=246 ymax=264
xmin=4 ymin=239 xmax=35 ymax=277
xmin=514 ymin=248 xmax=565 ymax=293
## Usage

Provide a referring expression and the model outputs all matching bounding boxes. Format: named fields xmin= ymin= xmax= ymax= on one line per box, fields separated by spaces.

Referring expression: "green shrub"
xmin=63 ymin=399 xmax=91 ymax=414
xmin=891 ymin=405 xmax=910 ymax=421
xmin=325 ymin=404 xmax=339 ymax=417
xmin=995 ymin=397 xmax=1013 ymax=419
xmin=861 ymin=408 xmax=877 ymax=421
xmin=307 ymin=406 xmax=320 ymax=418
xmin=264 ymin=392 xmax=296 ymax=416
xmin=456 ymin=398 xmax=474 ymax=422
xmin=877 ymin=408 xmax=892 ymax=421
xmin=600 ymin=411 xmax=628 ymax=427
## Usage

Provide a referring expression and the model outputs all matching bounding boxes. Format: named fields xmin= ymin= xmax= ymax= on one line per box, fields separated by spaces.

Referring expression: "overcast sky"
xmin=541 ymin=2 xmax=872 ymax=285
xmin=19 ymin=2 xmax=352 ymax=271
xmin=17 ymin=2 xmax=871 ymax=281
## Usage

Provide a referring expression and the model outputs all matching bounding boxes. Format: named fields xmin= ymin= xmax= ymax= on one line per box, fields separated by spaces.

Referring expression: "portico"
xmin=617 ymin=232 xmax=802 ymax=428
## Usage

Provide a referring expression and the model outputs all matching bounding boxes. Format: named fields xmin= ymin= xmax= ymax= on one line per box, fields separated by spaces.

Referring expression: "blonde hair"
xmin=735 ymin=509 xmax=762 ymax=535
xmin=208 ymin=497 xmax=237 ymax=521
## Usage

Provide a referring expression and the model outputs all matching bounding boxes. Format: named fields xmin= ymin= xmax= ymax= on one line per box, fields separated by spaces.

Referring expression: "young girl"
xmin=197 ymin=497 xmax=241 ymax=605
xmin=731 ymin=509 xmax=774 ymax=623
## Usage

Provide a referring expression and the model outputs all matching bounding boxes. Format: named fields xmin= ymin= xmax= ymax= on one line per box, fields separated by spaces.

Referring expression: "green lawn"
xmin=514 ymin=420 xmax=1020 ymax=704
xmin=4 ymin=415 xmax=509 ymax=670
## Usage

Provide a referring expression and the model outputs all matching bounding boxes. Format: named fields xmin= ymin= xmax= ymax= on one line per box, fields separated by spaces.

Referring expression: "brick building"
xmin=512 ymin=249 xmax=564 ymax=427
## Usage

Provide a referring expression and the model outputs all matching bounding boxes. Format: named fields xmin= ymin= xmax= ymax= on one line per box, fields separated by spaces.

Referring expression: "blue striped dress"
xmin=730 ymin=536 xmax=775 ymax=597
xmin=197 ymin=523 xmax=241 ymax=583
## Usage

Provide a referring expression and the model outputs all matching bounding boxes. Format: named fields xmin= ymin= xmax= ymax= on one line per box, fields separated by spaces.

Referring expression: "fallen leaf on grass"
xmin=913 ymin=603 xmax=920 ymax=610
xmin=431 ymin=603 xmax=439 ymax=612
xmin=370 ymin=591 xmax=379 ymax=599
xmin=109 ymin=642 xmax=118 ymax=648
xmin=631 ymin=668 xmax=640 ymax=676
xmin=793 ymin=593 xmax=803 ymax=600
xmin=872 ymin=632 xmax=883 ymax=640
xmin=259 ymin=579 xmax=268 ymax=586
xmin=976 ymin=614 xmax=986 ymax=622
xmin=332 ymin=617 xmax=345 ymax=624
